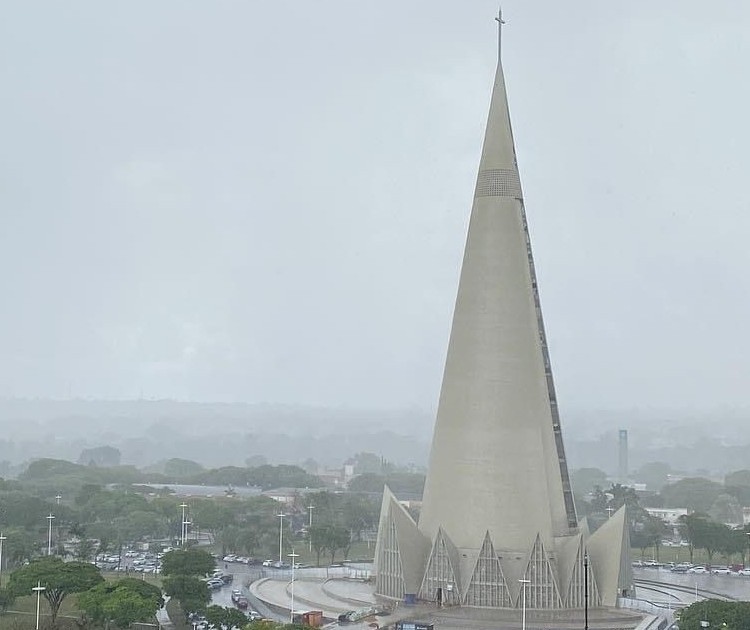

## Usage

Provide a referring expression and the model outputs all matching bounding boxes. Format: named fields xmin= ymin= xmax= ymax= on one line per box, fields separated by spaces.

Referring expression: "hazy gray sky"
xmin=2 ymin=1 xmax=749 ymax=410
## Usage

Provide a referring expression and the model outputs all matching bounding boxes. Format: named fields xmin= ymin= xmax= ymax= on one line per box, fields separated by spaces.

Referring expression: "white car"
xmin=711 ymin=567 xmax=733 ymax=575
xmin=736 ymin=569 xmax=750 ymax=576
xmin=688 ymin=566 xmax=708 ymax=574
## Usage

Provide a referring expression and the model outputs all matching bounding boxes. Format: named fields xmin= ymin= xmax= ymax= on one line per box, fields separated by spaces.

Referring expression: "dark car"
xmin=235 ymin=596 xmax=249 ymax=610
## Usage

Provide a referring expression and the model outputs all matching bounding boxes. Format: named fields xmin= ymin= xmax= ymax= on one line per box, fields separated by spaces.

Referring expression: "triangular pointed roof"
xmin=419 ymin=527 xmax=462 ymax=604
xmin=519 ymin=534 xmax=562 ymax=609
xmin=587 ymin=505 xmax=632 ymax=607
xmin=375 ymin=485 xmax=430 ymax=596
xmin=464 ymin=531 xmax=513 ymax=607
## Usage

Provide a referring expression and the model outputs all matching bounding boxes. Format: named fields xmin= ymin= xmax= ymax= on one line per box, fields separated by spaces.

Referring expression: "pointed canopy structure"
xmin=374 ymin=13 xmax=632 ymax=610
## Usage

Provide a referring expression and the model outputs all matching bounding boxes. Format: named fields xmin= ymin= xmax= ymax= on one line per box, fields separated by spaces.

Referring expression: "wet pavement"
xmin=634 ymin=567 xmax=750 ymax=602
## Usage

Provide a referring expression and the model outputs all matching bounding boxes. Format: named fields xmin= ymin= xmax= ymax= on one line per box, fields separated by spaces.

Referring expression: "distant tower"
xmin=618 ymin=429 xmax=629 ymax=484
xmin=374 ymin=12 xmax=632 ymax=610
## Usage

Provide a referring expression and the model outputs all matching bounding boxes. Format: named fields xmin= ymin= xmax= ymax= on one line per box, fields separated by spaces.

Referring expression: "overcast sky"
xmin=1 ymin=1 xmax=749 ymax=411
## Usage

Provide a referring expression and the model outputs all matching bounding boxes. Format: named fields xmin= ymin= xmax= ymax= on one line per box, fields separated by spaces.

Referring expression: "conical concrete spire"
xmin=417 ymin=45 xmax=575 ymax=557
xmin=374 ymin=15 xmax=630 ymax=610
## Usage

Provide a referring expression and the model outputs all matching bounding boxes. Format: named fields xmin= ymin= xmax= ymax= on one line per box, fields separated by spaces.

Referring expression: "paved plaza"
xmin=248 ymin=576 xmax=645 ymax=630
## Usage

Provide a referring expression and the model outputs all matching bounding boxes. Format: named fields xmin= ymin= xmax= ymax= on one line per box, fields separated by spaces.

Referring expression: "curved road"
xmin=634 ymin=567 xmax=750 ymax=603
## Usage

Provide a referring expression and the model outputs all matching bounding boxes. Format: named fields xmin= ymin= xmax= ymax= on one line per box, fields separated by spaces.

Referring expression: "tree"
xmin=678 ymin=600 xmax=750 ymax=630
xmin=309 ymin=524 xmax=328 ymax=567
xmin=709 ymin=494 xmax=743 ymax=525
xmin=78 ymin=578 xmax=163 ymax=629
xmin=318 ymin=524 xmax=350 ymax=565
xmin=163 ymin=458 xmax=205 ymax=478
xmin=9 ymin=557 xmax=104 ymax=625
xmin=76 ymin=538 xmax=97 ymax=562
xmin=633 ymin=462 xmax=672 ymax=492
xmin=630 ymin=514 xmax=668 ymax=560
xmin=0 ymin=527 xmax=36 ymax=567
xmin=204 ymin=605 xmax=248 ymax=629
xmin=161 ymin=548 xmax=215 ymax=577
xmin=680 ymin=513 xmax=731 ymax=566
xmin=77 ymin=446 xmax=122 ymax=467
xmin=162 ymin=575 xmax=210 ymax=616
xmin=661 ymin=478 xmax=724 ymax=513
xmin=353 ymin=452 xmax=383 ymax=475
xmin=570 ymin=468 xmax=608 ymax=495
xmin=725 ymin=470 xmax=750 ymax=488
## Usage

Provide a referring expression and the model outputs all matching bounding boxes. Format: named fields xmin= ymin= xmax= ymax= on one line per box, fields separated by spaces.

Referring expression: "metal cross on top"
xmin=495 ymin=7 xmax=506 ymax=60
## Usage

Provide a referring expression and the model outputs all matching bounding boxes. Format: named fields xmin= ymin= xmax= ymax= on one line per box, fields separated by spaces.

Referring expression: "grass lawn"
xmin=1 ymin=593 xmax=80 ymax=630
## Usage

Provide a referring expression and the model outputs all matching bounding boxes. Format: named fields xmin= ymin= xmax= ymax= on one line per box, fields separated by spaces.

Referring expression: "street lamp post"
xmin=33 ymin=581 xmax=46 ymax=630
xmin=46 ymin=514 xmax=55 ymax=555
xmin=179 ymin=503 xmax=188 ymax=545
xmin=183 ymin=520 xmax=192 ymax=544
xmin=519 ymin=578 xmax=531 ymax=630
xmin=307 ymin=505 xmax=315 ymax=553
xmin=55 ymin=494 xmax=62 ymax=506
xmin=584 ymin=553 xmax=589 ymax=630
xmin=0 ymin=532 xmax=6 ymax=586
xmin=277 ymin=513 xmax=286 ymax=566
xmin=288 ymin=549 xmax=300 ymax=624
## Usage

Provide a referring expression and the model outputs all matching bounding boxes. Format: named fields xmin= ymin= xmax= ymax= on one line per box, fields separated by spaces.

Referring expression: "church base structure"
xmin=374 ymin=487 xmax=633 ymax=611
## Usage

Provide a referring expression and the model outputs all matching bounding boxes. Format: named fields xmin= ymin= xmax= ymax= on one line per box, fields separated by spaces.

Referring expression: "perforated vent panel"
xmin=474 ymin=168 xmax=522 ymax=199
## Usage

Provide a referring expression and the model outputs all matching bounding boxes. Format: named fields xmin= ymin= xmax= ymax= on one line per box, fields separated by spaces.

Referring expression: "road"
xmin=209 ymin=566 xmax=284 ymax=622
xmin=634 ymin=567 xmax=750 ymax=602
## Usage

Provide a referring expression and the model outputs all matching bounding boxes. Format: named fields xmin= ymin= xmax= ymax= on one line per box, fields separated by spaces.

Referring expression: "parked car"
xmin=247 ymin=611 xmax=263 ymax=621
xmin=670 ymin=565 xmax=689 ymax=573
xmin=711 ymin=567 xmax=733 ymax=575
xmin=737 ymin=569 xmax=750 ymax=576
xmin=688 ymin=566 xmax=708 ymax=574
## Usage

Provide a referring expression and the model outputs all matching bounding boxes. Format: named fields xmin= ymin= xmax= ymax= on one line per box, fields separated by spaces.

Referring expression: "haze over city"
xmin=2 ymin=2 xmax=750 ymax=472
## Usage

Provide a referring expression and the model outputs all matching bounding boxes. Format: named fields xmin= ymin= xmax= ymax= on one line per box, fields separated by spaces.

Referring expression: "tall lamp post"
xmin=584 ymin=552 xmax=589 ymax=630
xmin=33 ymin=581 xmax=46 ymax=630
xmin=179 ymin=503 xmax=188 ymax=545
xmin=55 ymin=494 xmax=62 ymax=506
xmin=288 ymin=549 xmax=299 ymax=623
xmin=307 ymin=505 xmax=315 ymax=553
xmin=46 ymin=514 xmax=55 ymax=555
xmin=519 ymin=578 xmax=531 ymax=630
xmin=277 ymin=513 xmax=286 ymax=567
xmin=0 ymin=532 xmax=6 ymax=585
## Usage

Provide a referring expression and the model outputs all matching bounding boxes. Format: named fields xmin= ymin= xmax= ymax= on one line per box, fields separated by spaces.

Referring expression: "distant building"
xmin=262 ymin=487 xmax=316 ymax=504
xmin=644 ymin=507 xmax=688 ymax=525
